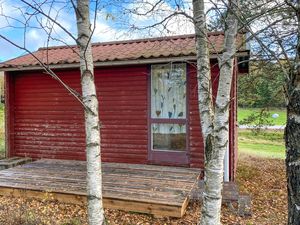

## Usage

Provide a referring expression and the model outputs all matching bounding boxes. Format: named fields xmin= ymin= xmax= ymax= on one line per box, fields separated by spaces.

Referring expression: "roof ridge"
xmin=38 ymin=32 xmax=225 ymax=51
xmin=37 ymin=34 xmax=196 ymax=51
xmin=92 ymin=34 xmax=196 ymax=46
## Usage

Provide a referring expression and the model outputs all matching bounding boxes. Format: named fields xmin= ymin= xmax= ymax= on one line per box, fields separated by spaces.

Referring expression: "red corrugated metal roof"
xmin=0 ymin=32 xmax=247 ymax=69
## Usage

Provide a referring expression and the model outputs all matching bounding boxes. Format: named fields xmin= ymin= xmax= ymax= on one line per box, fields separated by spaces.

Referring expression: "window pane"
xmin=151 ymin=64 xmax=186 ymax=119
xmin=152 ymin=123 xmax=186 ymax=151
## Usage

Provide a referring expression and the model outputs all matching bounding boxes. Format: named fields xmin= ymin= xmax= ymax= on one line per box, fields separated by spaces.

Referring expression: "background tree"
xmin=227 ymin=0 xmax=300 ymax=223
xmin=283 ymin=1 xmax=300 ymax=223
xmin=0 ymin=0 xmax=105 ymax=224
xmin=237 ymin=59 xmax=286 ymax=133
xmin=207 ymin=0 xmax=287 ymax=110
xmin=238 ymin=61 xmax=285 ymax=109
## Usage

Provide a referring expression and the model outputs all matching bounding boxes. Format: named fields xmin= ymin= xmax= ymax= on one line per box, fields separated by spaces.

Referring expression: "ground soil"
xmin=0 ymin=155 xmax=287 ymax=225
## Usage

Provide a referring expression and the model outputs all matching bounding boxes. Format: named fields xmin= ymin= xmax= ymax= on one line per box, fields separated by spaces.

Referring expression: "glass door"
xmin=149 ymin=63 xmax=189 ymax=165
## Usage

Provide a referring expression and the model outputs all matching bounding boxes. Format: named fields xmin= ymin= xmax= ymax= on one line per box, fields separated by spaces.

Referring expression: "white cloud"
xmin=120 ymin=0 xmax=224 ymax=38
xmin=92 ymin=19 xmax=120 ymax=42
xmin=122 ymin=0 xmax=195 ymax=37
xmin=0 ymin=0 xmax=24 ymax=28
xmin=26 ymin=29 xmax=44 ymax=46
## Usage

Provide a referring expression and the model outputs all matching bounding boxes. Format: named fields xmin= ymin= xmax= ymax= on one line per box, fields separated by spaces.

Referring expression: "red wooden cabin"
xmin=0 ymin=32 xmax=249 ymax=182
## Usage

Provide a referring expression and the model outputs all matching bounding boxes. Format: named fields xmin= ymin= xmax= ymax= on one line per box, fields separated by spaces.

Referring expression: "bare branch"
xmin=20 ymin=0 xmax=77 ymax=43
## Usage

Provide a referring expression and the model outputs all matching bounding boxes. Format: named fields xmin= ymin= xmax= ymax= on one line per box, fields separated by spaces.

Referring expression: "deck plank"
xmin=0 ymin=159 xmax=200 ymax=218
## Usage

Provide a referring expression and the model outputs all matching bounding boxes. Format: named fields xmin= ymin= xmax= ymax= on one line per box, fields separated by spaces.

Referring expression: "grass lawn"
xmin=238 ymin=129 xmax=285 ymax=159
xmin=238 ymin=107 xmax=286 ymax=126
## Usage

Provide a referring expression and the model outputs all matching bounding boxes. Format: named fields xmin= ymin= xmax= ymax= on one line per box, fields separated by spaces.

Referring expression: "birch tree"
xmin=0 ymin=1 xmax=105 ymax=224
xmin=222 ymin=0 xmax=300 ymax=222
xmin=75 ymin=1 xmax=105 ymax=224
xmin=114 ymin=0 xmax=240 ymax=223
xmin=193 ymin=0 xmax=239 ymax=224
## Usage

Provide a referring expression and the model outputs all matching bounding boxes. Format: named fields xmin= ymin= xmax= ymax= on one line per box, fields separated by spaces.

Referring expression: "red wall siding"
xmin=188 ymin=65 xmax=203 ymax=168
xmin=7 ymin=62 xmax=237 ymax=179
xmin=95 ymin=66 xmax=148 ymax=164
xmin=10 ymin=66 xmax=148 ymax=163
xmin=13 ymin=70 xmax=85 ymax=160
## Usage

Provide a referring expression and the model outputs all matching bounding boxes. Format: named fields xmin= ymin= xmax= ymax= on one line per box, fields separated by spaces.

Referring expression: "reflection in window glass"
xmin=152 ymin=123 xmax=186 ymax=151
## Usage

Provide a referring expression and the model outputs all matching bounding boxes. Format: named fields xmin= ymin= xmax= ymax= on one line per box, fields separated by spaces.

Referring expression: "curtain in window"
xmin=151 ymin=64 xmax=186 ymax=135
xmin=151 ymin=64 xmax=186 ymax=120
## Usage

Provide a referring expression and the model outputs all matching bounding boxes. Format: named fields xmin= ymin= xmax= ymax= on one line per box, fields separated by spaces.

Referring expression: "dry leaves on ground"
xmin=0 ymin=155 xmax=287 ymax=225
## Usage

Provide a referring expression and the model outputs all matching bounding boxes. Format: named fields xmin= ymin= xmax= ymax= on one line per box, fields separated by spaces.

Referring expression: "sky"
xmin=0 ymin=0 xmax=218 ymax=62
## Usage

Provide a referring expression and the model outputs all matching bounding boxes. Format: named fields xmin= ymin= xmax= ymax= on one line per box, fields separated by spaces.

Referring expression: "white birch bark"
xmin=193 ymin=0 xmax=239 ymax=224
xmin=75 ymin=1 xmax=105 ymax=224
xmin=193 ymin=0 xmax=214 ymax=142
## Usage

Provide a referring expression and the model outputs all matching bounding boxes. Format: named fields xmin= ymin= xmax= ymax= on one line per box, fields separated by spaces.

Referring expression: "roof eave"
xmin=0 ymin=51 xmax=250 ymax=72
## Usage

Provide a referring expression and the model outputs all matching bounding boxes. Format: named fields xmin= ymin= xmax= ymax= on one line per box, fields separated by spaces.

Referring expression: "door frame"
xmin=147 ymin=63 xmax=190 ymax=166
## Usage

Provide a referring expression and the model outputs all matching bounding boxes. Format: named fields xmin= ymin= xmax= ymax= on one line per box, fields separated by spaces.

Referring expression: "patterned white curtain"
xmin=151 ymin=63 xmax=186 ymax=134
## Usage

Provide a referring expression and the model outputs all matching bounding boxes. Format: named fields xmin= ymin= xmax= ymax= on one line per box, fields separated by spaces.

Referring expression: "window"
xmin=151 ymin=63 xmax=187 ymax=152
xmin=152 ymin=123 xmax=186 ymax=151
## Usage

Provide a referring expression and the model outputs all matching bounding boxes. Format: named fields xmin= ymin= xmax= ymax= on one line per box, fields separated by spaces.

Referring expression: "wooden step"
xmin=190 ymin=180 xmax=239 ymax=203
xmin=0 ymin=157 xmax=32 ymax=170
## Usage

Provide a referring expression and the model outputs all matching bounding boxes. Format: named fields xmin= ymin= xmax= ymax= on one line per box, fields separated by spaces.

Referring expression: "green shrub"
xmin=239 ymin=109 xmax=275 ymax=134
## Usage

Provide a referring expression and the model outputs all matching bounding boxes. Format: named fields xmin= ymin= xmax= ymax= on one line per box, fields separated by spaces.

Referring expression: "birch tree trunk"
xmin=193 ymin=0 xmax=214 ymax=148
xmin=286 ymin=2 xmax=300 ymax=224
xmin=193 ymin=0 xmax=239 ymax=224
xmin=75 ymin=1 xmax=105 ymax=224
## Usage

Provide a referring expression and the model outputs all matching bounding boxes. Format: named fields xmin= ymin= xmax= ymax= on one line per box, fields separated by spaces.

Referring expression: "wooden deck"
xmin=0 ymin=159 xmax=201 ymax=218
